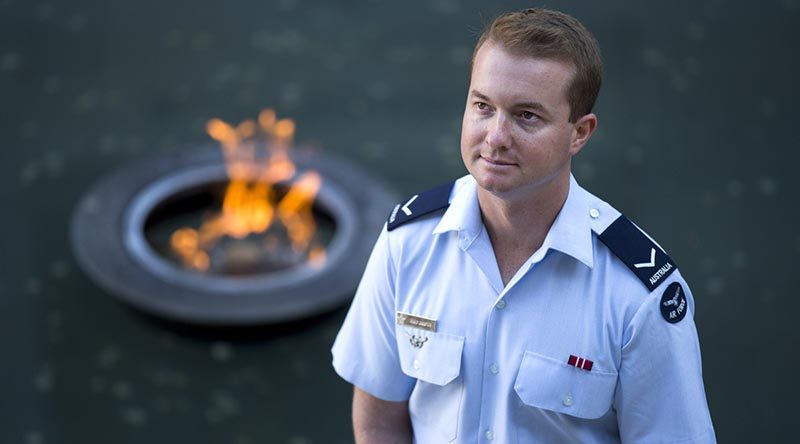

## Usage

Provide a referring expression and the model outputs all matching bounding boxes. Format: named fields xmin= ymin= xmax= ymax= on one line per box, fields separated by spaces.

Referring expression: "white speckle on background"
xmin=173 ymin=84 xmax=192 ymax=103
xmin=103 ymin=90 xmax=124 ymax=109
xmin=211 ymin=341 xmax=234 ymax=362
xmin=388 ymin=45 xmax=428 ymax=64
xmin=21 ymin=121 xmax=37 ymax=139
xmin=625 ymin=145 xmax=645 ymax=166
xmin=49 ymin=260 xmax=70 ymax=279
xmin=642 ymin=48 xmax=665 ymax=67
xmin=97 ymin=134 xmax=118 ymax=155
xmin=758 ymin=97 xmax=777 ymax=117
xmin=448 ymin=46 xmax=470 ymax=65
xmin=700 ymin=189 xmax=718 ymax=209
xmin=279 ymin=82 xmax=304 ymax=108
xmin=35 ymin=3 xmax=54 ymax=21
xmin=24 ymin=277 xmax=42 ymax=295
xmin=669 ymin=71 xmax=689 ymax=92
xmin=277 ymin=0 xmax=299 ymax=11
xmin=112 ymin=381 xmax=133 ymax=399
xmin=120 ymin=406 xmax=148 ymax=427
xmin=431 ymin=0 xmax=460 ymax=15
xmin=574 ymin=162 xmax=596 ymax=182
xmin=705 ymin=276 xmax=725 ymax=296
xmin=20 ymin=161 xmax=41 ymax=185
xmin=74 ymin=90 xmax=99 ymax=112
xmin=164 ymin=29 xmax=184 ymax=49
xmin=250 ymin=29 xmax=305 ymax=54
xmin=730 ymin=250 xmax=748 ymax=269
xmin=66 ymin=14 xmax=87 ymax=32
xmin=685 ymin=22 xmax=705 ymax=40
xmin=43 ymin=151 xmax=63 ymax=177
xmin=367 ymin=80 xmax=392 ymax=101
xmin=361 ymin=141 xmax=388 ymax=160
xmin=97 ymin=346 xmax=121 ymax=369
xmin=24 ymin=431 xmax=43 ymax=444
xmin=758 ymin=176 xmax=778 ymax=196
xmin=89 ymin=376 xmax=106 ymax=393
xmin=42 ymin=75 xmax=62 ymax=94
xmin=726 ymin=180 xmax=744 ymax=198
xmin=33 ymin=366 xmax=54 ymax=392
xmin=760 ymin=288 xmax=775 ymax=305
xmin=1 ymin=52 xmax=21 ymax=72
xmin=192 ymin=32 xmax=214 ymax=50
xmin=322 ymin=52 xmax=346 ymax=72
xmin=153 ymin=395 xmax=171 ymax=413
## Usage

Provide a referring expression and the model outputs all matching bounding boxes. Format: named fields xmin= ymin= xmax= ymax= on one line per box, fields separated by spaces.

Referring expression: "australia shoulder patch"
xmin=597 ymin=215 xmax=677 ymax=292
xmin=660 ymin=282 xmax=687 ymax=323
xmin=387 ymin=181 xmax=454 ymax=231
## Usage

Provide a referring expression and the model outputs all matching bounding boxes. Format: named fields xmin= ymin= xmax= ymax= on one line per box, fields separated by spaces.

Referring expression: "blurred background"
xmin=1 ymin=0 xmax=798 ymax=442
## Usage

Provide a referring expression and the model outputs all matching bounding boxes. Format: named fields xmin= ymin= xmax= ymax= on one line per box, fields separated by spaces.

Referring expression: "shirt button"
xmin=413 ymin=359 xmax=420 ymax=370
xmin=485 ymin=429 xmax=494 ymax=441
xmin=563 ymin=394 xmax=573 ymax=407
xmin=496 ymin=300 xmax=507 ymax=309
xmin=489 ymin=363 xmax=499 ymax=374
xmin=589 ymin=208 xmax=600 ymax=219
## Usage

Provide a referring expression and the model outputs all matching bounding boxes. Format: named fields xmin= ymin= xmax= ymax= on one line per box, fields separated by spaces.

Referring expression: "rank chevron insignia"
xmin=597 ymin=215 xmax=677 ymax=292
xmin=387 ymin=181 xmax=454 ymax=231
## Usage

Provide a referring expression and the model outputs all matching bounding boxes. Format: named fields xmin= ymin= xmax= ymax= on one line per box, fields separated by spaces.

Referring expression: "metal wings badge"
xmin=396 ymin=311 xmax=436 ymax=349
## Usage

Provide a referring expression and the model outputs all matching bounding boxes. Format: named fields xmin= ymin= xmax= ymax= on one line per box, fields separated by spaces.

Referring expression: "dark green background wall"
xmin=1 ymin=0 xmax=798 ymax=442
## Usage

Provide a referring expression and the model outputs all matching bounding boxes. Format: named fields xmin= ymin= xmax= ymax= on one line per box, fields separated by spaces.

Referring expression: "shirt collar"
xmin=432 ymin=175 xmax=483 ymax=245
xmin=541 ymin=174 xmax=595 ymax=269
xmin=432 ymin=174 xmax=595 ymax=269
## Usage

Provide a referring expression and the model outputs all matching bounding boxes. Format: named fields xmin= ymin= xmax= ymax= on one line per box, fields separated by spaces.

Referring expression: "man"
xmin=332 ymin=8 xmax=715 ymax=443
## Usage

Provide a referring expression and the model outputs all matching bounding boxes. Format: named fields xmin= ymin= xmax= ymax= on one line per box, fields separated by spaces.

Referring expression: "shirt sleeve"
xmin=614 ymin=271 xmax=717 ymax=443
xmin=331 ymin=225 xmax=416 ymax=402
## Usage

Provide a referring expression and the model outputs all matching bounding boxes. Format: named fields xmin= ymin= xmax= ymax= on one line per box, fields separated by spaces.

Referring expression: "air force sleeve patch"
xmin=387 ymin=181 xmax=454 ymax=231
xmin=597 ymin=215 xmax=677 ymax=292
xmin=660 ymin=282 xmax=687 ymax=323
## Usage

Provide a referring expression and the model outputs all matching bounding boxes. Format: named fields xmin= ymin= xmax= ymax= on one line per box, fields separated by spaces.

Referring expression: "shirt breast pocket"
xmin=396 ymin=327 xmax=465 ymax=443
xmin=514 ymin=350 xmax=617 ymax=420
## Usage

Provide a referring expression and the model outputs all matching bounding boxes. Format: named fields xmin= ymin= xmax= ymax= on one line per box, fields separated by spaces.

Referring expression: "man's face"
xmin=461 ymin=42 xmax=586 ymax=199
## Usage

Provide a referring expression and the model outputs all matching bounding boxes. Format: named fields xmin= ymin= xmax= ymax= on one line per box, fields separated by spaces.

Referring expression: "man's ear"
xmin=570 ymin=113 xmax=597 ymax=156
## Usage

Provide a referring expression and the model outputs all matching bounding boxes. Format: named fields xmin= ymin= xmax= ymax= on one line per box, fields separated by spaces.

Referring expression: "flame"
xmin=170 ymin=108 xmax=325 ymax=272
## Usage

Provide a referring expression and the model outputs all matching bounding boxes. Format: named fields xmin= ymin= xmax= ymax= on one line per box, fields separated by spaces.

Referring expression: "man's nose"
xmin=485 ymin=113 xmax=512 ymax=149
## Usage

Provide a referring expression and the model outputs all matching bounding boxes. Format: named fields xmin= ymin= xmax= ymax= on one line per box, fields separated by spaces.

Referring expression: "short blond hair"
xmin=472 ymin=8 xmax=603 ymax=122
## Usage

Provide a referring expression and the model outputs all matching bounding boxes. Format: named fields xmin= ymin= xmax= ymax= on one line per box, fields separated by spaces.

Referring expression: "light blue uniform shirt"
xmin=332 ymin=174 xmax=715 ymax=443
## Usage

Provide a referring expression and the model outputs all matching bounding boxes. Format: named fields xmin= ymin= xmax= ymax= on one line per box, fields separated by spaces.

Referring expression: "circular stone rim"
xmin=123 ymin=163 xmax=355 ymax=294
xmin=70 ymin=146 xmax=397 ymax=326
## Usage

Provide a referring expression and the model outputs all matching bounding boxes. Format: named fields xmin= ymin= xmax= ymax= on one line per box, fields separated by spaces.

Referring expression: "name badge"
xmin=396 ymin=311 xmax=437 ymax=332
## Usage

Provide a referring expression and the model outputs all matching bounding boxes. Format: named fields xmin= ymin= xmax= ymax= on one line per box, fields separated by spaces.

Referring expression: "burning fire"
xmin=170 ymin=109 xmax=325 ymax=272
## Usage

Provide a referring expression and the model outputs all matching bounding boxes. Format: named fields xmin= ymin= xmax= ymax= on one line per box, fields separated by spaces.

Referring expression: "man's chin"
xmin=473 ymin=174 xmax=518 ymax=196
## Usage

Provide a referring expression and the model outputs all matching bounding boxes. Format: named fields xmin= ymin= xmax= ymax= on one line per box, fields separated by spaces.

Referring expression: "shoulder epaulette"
xmin=387 ymin=181 xmax=454 ymax=231
xmin=597 ymin=215 xmax=677 ymax=292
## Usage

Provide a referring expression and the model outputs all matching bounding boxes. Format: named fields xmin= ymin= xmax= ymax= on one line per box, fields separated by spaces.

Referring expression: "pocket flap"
xmin=514 ymin=351 xmax=617 ymax=419
xmin=397 ymin=329 xmax=465 ymax=386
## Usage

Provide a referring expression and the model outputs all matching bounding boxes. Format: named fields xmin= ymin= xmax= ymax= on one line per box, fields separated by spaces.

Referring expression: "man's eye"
xmin=476 ymin=102 xmax=489 ymax=110
xmin=521 ymin=111 xmax=536 ymax=120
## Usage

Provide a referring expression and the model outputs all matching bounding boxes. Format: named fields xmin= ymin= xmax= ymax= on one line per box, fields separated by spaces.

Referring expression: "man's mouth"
xmin=480 ymin=155 xmax=515 ymax=166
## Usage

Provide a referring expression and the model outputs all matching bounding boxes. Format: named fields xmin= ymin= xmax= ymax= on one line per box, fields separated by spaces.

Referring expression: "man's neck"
xmin=477 ymin=171 xmax=571 ymax=267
